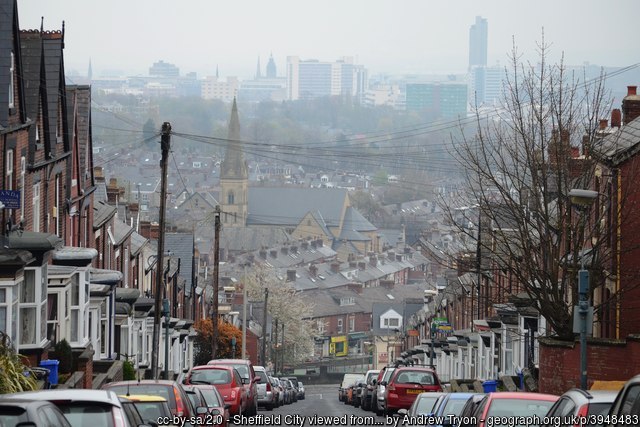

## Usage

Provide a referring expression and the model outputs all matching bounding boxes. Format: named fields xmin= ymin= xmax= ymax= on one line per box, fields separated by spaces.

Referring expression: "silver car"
xmin=254 ymin=366 xmax=277 ymax=410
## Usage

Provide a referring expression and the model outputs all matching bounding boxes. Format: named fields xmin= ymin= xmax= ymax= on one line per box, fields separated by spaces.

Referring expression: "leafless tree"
xmin=439 ymin=36 xmax=626 ymax=340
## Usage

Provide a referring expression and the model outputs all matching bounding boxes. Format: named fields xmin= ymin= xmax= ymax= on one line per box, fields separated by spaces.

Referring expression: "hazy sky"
xmin=17 ymin=0 xmax=639 ymax=79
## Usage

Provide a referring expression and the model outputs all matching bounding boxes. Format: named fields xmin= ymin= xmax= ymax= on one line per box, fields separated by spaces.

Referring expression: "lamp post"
xmin=163 ymin=298 xmax=170 ymax=380
xmin=569 ymin=188 xmax=598 ymax=390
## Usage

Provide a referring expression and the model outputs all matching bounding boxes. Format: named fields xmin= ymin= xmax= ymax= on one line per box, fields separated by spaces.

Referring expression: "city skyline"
xmin=18 ymin=0 xmax=638 ymax=79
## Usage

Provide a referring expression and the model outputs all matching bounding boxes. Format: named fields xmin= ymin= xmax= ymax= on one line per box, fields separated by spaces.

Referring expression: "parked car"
xmin=339 ymin=373 xmax=364 ymax=402
xmin=182 ymin=385 xmax=215 ymax=426
xmin=458 ymin=394 xmax=488 ymax=427
xmin=254 ymin=366 xmax=276 ymax=410
xmin=361 ymin=369 xmax=381 ymax=411
xmin=430 ymin=392 xmax=481 ymax=427
xmin=606 ymin=374 xmax=640 ymax=424
xmin=183 ymin=365 xmax=247 ymax=417
xmin=297 ymin=381 xmax=305 ymax=400
xmin=374 ymin=367 xmax=396 ymax=415
xmin=119 ymin=396 xmax=151 ymax=427
xmin=3 ymin=389 xmax=146 ymax=427
xmin=190 ymin=384 xmax=231 ymax=427
xmin=543 ymin=389 xmax=617 ymax=427
xmin=279 ymin=378 xmax=293 ymax=404
xmin=207 ymin=359 xmax=259 ymax=416
xmin=474 ymin=392 xmax=558 ymax=427
xmin=346 ymin=376 xmax=364 ymax=406
xmin=102 ymin=379 xmax=193 ymax=419
xmin=398 ymin=392 xmax=447 ymax=418
xmin=118 ymin=395 xmax=175 ymax=427
xmin=287 ymin=379 xmax=298 ymax=403
xmin=270 ymin=376 xmax=284 ymax=407
xmin=382 ymin=367 xmax=444 ymax=416
xmin=0 ymin=398 xmax=72 ymax=427
xmin=353 ymin=377 xmax=368 ymax=407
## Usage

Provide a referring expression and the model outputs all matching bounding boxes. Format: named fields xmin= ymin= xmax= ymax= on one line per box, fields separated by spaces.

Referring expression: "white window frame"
xmin=32 ymin=182 xmax=40 ymax=232
xmin=55 ymin=175 xmax=60 ymax=236
xmin=9 ymin=52 xmax=15 ymax=108
xmin=349 ymin=316 xmax=355 ymax=332
xmin=19 ymin=157 xmax=25 ymax=221
xmin=337 ymin=318 xmax=343 ymax=334
xmin=20 ymin=268 xmax=47 ymax=348
xmin=6 ymin=149 xmax=14 ymax=190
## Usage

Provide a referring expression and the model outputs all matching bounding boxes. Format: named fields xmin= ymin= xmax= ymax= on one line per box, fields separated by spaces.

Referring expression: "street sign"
xmin=573 ymin=306 xmax=594 ymax=335
xmin=0 ymin=190 xmax=20 ymax=209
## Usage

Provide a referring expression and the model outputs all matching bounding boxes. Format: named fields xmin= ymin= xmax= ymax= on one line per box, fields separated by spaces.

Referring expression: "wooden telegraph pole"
xmin=211 ymin=205 xmax=221 ymax=359
xmin=151 ymin=122 xmax=171 ymax=379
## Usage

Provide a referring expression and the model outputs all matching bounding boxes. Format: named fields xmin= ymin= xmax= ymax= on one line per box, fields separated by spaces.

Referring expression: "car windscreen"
xmin=0 ymin=406 xmax=28 ymax=426
xmin=256 ymin=371 xmax=269 ymax=384
xmin=394 ymin=371 xmax=436 ymax=385
xmin=191 ymin=369 xmax=231 ymax=385
xmin=134 ymin=402 xmax=168 ymax=422
xmin=487 ymin=398 xmax=555 ymax=420
xmin=57 ymin=402 xmax=116 ymax=427
xmin=105 ymin=385 xmax=177 ymax=410
xmin=198 ymin=388 xmax=223 ymax=407
xmin=228 ymin=364 xmax=249 ymax=379
xmin=441 ymin=398 xmax=470 ymax=417
xmin=415 ymin=395 xmax=440 ymax=414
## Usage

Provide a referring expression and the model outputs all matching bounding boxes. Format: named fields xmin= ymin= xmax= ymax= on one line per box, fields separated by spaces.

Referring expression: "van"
xmin=339 ymin=373 xmax=364 ymax=402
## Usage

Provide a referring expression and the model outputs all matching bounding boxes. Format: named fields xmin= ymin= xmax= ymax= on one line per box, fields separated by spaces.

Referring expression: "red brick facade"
xmin=539 ymin=336 xmax=640 ymax=395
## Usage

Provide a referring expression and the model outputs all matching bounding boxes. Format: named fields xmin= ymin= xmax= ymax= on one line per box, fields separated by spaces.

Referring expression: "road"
xmin=233 ymin=384 xmax=392 ymax=427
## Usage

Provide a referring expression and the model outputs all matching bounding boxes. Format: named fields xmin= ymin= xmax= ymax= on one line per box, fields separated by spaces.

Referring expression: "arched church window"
xmin=228 ymin=191 xmax=235 ymax=204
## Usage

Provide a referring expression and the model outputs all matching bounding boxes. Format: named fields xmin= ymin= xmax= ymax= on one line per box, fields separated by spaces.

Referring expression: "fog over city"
xmin=19 ymin=0 xmax=639 ymax=78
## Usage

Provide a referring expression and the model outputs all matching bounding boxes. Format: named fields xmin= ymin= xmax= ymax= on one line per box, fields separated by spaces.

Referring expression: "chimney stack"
xmin=369 ymin=255 xmax=377 ymax=267
xmin=286 ymin=270 xmax=296 ymax=282
xmin=330 ymin=262 xmax=340 ymax=273
xmin=599 ymin=119 xmax=608 ymax=130
xmin=611 ymin=109 xmax=622 ymax=128
xmin=270 ymin=249 xmax=277 ymax=258
xmin=316 ymin=239 xmax=323 ymax=247
xmin=281 ymin=246 xmax=289 ymax=255
xmin=259 ymin=249 xmax=267 ymax=260
xmin=301 ymin=241 xmax=309 ymax=250
xmin=309 ymin=264 xmax=318 ymax=277
xmin=623 ymin=86 xmax=640 ymax=125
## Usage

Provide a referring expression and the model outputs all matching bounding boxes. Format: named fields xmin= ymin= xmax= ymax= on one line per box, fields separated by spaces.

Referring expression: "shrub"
xmin=52 ymin=339 xmax=73 ymax=374
xmin=123 ymin=360 xmax=136 ymax=381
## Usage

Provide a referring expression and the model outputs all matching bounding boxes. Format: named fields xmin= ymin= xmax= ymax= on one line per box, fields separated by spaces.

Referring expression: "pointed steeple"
xmin=220 ymin=98 xmax=247 ymax=180
xmin=256 ymin=56 xmax=262 ymax=79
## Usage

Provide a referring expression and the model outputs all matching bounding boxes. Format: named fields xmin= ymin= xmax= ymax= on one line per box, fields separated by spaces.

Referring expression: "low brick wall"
xmin=539 ymin=335 xmax=640 ymax=395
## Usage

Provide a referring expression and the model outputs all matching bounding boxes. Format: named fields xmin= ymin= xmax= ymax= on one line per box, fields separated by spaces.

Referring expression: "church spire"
xmin=220 ymin=98 xmax=247 ymax=180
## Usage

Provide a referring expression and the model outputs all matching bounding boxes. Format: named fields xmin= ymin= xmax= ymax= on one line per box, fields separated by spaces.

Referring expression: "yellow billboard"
xmin=330 ymin=336 xmax=348 ymax=357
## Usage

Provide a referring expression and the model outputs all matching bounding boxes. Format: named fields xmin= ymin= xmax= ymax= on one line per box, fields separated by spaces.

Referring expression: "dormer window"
xmin=340 ymin=297 xmax=355 ymax=306
xmin=9 ymin=52 xmax=15 ymax=108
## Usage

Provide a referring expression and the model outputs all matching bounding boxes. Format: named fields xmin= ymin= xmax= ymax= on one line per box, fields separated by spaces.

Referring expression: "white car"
xmin=297 ymin=381 xmax=305 ymax=400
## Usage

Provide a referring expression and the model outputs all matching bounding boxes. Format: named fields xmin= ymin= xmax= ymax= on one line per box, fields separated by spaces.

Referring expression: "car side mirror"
xmin=397 ymin=409 xmax=408 ymax=416
xmin=224 ymin=404 xmax=231 ymax=410
xmin=380 ymin=381 xmax=387 ymax=386
xmin=196 ymin=406 xmax=208 ymax=415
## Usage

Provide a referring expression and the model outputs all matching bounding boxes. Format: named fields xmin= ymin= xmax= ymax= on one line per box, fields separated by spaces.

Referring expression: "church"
xmin=219 ymin=99 xmax=381 ymax=261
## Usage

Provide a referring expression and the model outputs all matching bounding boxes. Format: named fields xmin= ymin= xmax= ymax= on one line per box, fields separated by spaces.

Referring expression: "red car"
xmin=207 ymin=359 xmax=259 ymax=416
xmin=474 ymin=392 xmax=559 ymax=427
xmin=383 ymin=367 xmax=444 ymax=415
xmin=184 ymin=365 xmax=246 ymax=417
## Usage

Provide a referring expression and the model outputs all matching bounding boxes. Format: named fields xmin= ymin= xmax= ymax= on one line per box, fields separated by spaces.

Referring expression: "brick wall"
xmin=539 ymin=335 xmax=640 ymax=395
xmin=77 ymin=347 xmax=95 ymax=389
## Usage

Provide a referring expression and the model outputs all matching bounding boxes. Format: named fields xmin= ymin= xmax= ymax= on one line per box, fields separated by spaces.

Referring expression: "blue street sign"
xmin=0 ymin=190 xmax=20 ymax=209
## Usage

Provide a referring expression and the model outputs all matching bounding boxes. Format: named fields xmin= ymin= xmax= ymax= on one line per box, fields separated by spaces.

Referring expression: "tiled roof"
xmin=130 ymin=231 xmax=148 ymax=256
xmin=18 ymin=30 xmax=42 ymax=125
xmin=42 ymin=34 xmax=63 ymax=152
xmin=247 ymin=187 xmax=348 ymax=227
xmin=165 ymin=233 xmax=194 ymax=296
xmin=592 ymin=116 xmax=640 ymax=166
xmin=93 ymin=200 xmax=117 ymax=228
xmin=113 ymin=220 xmax=134 ymax=246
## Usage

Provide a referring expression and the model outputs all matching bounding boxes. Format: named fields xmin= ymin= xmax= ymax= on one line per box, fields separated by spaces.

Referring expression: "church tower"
xmin=220 ymin=98 xmax=248 ymax=227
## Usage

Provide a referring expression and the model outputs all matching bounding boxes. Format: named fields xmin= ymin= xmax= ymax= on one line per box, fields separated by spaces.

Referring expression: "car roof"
xmin=208 ymin=359 xmax=250 ymax=364
xmin=106 ymin=379 xmax=178 ymax=386
xmin=446 ymin=392 xmax=482 ymax=399
xmin=4 ymin=389 xmax=122 ymax=406
xmin=562 ymin=389 xmax=619 ymax=403
xmin=118 ymin=395 xmax=168 ymax=402
xmin=489 ymin=392 xmax=558 ymax=401
xmin=0 ymin=399 xmax=55 ymax=408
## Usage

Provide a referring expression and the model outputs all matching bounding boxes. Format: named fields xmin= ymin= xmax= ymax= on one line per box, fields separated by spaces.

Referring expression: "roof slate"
xmin=165 ymin=233 xmax=194 ymax=296
xmin=592 ymin=116 xmax=640 ymax=166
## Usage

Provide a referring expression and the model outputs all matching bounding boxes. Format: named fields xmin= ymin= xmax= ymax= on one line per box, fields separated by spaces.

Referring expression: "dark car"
xmin=189 ymin=384 xmax=231 ymax=427
xmin=207 ymin=359 xmax=259 ymax=416
xmin=0 ymin=398 xmax=72 ymax=427
xmin=605 ymin=374 xmax=640 ymax=425
xmin=102 ymin=379 xmax=193 ymax=419
xmin=429 ymin=392 xmax=480 ymax=427
xmin=398 ymin=391 xmax=447 ymax=420
xmin=118 ymin=395 xmax=173 ymax=427
xmin=543 ymin=389 xmax=617 ymax=427
xmin=119 ymin=396 xmax=150 ymax=427
xmin=458 ymin=394 xmax=487 ymax=427
xmin=361 ymin=369 xmax=380 ymax=411
xmin=382 ymin=367 xmax=444 ymax=416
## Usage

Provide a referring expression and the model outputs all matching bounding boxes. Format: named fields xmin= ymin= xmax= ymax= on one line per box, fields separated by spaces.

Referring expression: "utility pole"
xmin=242 ymin=264 xmax=247 ymax=359
xmin=151 ymin=122 xmax=171 ymax=379
xmin=211 ymin=205 xmax=221 ymax=360
xmin=261 ymin=288 xmax=269 ymax=366
xmin=476 ymin=207 xmax=482 ymax=321
xmin=274 ymin=318 xmax=278 ymax=374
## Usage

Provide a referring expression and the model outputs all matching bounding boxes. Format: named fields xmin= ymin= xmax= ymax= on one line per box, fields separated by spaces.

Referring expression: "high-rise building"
xmin=406 ymin=83 xmax=468 ymax=118
xmin=469 ymin=16 xmax=488 ymax=70
xmin=287 ymin=56 xmax=367 ymax=102
xmin=469 ymin=65 xmax=504 ymax=106
xmin=149 ymin=60 xmax=180 ymax=78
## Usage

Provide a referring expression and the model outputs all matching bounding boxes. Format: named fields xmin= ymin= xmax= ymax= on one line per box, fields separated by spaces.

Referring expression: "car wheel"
xmin=375 ymin=403 xmax=383 ymax=416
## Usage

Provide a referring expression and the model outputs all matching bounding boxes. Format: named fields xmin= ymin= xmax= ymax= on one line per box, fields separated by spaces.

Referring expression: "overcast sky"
xmin=17 ymin=0 xmax=639 ymax=79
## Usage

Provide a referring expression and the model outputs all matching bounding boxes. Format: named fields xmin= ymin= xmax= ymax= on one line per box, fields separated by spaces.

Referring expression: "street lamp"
xmin=569 ymin=188 xmax=597 ymax=390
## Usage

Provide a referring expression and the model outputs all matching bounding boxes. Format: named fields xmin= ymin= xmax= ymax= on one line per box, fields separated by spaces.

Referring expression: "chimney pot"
xmin=330 ymin=262 xmax=340 ymax=273
xmin=599 ymin=119 xmax=608 ymax=130
xmin=358 ymin=261 xmax=366 ymax=271
xmin=396 ymin=254 xmax=403 ymax=262
xmin=628 ymin=85 xmax=637 ymax=96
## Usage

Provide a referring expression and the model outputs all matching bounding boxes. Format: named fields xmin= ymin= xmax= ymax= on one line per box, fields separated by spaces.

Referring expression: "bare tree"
xmin=440 ymin=36 xmax=621 ymax=340
xmin=244 ymin=264 xmax=316 ymax=364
